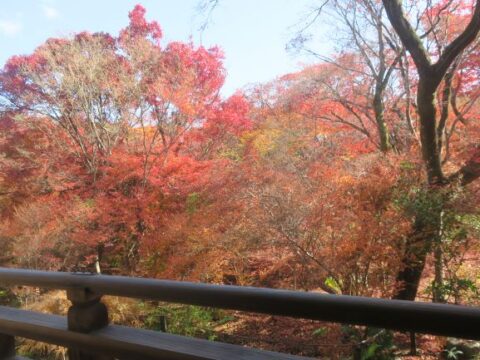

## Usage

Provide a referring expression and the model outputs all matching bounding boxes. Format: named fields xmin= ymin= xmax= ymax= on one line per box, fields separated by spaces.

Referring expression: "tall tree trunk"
xmin=393 ymin=216 xmax=432 ymax=300
xmin=394 ymin=181 xmax=450 ymax=301
xmin=437 ymin=65 xmax=457 ymax=159
xmin=383 ymin=0 xmax=480 ymax=307
xmin=433 ymin=210 xmax=446 ymax=303
xmin=393 ymin=208 xmax=446 ymax=300
xmin=417 ymin=76 xmax=445 ymax=184
xmin=373 ymin=91 xmax=391 ymax=152
xmin=393 ymin=77 xmax=446 ymax=301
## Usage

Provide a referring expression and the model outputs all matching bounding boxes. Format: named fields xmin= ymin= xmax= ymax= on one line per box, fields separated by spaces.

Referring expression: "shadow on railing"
xmin=0 ymin=267 xmax=478 ymax=359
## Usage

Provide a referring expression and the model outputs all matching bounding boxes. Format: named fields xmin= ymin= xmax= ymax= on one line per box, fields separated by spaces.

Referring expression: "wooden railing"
xmin=0 ymin=267 xmax=479 ymax=359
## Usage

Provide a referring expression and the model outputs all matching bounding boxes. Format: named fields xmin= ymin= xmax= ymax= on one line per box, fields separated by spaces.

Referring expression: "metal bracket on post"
xmin=66 ymin=287 xmax=112 ymax=360
xmin=0 ymin=333 xmax=15 ymax=360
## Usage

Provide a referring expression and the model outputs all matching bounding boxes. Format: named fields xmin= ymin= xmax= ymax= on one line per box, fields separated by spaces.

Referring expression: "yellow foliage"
xmin=242 ymin=128 xmax=282 ymax=156
xmin=337 ymin=175 xmax=354 ymax=185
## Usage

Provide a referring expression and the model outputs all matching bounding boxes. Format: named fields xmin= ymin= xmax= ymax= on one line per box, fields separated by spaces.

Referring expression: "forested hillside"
xmin=1 ymin=2 xmax=480 ymax=358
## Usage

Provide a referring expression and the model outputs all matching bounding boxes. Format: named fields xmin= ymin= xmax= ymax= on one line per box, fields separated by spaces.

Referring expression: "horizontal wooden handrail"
xmin=0 ymin=267 xmax=479 ymax=340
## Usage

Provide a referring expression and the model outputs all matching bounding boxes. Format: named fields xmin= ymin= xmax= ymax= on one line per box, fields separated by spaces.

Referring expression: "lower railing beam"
xmin=0 ymin=306 xmax=307 ymax=360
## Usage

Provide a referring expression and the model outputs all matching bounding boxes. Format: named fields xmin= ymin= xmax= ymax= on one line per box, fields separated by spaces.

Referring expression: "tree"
xmin=290 ymin=0 xmax=409 ymax=152
xmin=0 ymin=5 xmax=247 ymax=274
xmin=0 ymin=33 xmax=129 ymax=177
xmin=383 ymin=0 xmax=480 ymax=184
xmin=382 ymin=0 xmax=480 ymax=301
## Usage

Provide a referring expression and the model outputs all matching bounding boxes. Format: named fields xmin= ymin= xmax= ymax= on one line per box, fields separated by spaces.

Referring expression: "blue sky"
xmin=0 ymin=0 xmax=332 ymax=95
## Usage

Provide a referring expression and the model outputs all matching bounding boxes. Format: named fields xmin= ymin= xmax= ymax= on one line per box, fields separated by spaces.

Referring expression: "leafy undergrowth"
xmin=216 ymin=313 xmax=445 ymax=359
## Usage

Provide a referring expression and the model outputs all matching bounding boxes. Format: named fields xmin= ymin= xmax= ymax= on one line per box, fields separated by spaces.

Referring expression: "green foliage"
xmin=362 ymin=343 xmax=381 ymax=360
xmin=84 ymin=198 xmax=95 ymax=208
xmin=394 ymin=185 xmax=475 ymax=245
xmin=0 ymin=288 xmax=20 ymax=307
xmin=399 ymin=161 xmax=416 ymax=171
xmin=426 ymin=277 xmax=478 ymax=302
xmin=186 ymin=192 xmax=201 ymax=215
xmin=312 ymin=327 xmax=329 ymax=337
xmin=325 ymin=276 xmax=342 ymax=294
xmin=394 ymin=186 xmax=446 ymax=227
xmin=341 ymin=327 xmax=395 ymax=360
xmin=144 ymin=304 xmax=233 ymax=341
xmin=444 ymin=346 xmax=464 ymax=360
xmin=216 ymin=315 xmax=236 ymax=325
xmin=458 ymin=214 xmax=480 ymax=233
xmin=359 ymin=332 xmax=394 ymax=360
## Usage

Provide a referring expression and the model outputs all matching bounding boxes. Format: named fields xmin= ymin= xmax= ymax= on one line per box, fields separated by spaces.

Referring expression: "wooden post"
xmin=410 ymin=332 xmax=417 ymax=356
xmin=0 ymin=333 xmax=15 ymax=359
xmin=353 ymin=345 xmax=362 ymax=360
xmin=67 ymin=287 xmax=112 ymax=360
xmin=158 ymin=315 xmax=167 ymax=332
